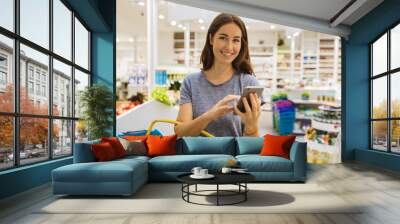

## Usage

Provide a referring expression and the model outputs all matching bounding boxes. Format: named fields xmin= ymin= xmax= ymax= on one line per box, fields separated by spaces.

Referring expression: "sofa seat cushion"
xmin=149 ymin=154 xmax=235 ymax=172
xmin=53 ymin=159 xmax=147 ymax=183
xmin=236 ymin=155 xmax=293 ymax=172
xmin=117 ymin=155 xmax=150 ymax=163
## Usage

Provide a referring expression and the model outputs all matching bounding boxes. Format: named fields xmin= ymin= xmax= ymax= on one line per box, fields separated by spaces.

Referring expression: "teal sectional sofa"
xmin=52 ymin=137 xmax=307 ymax=196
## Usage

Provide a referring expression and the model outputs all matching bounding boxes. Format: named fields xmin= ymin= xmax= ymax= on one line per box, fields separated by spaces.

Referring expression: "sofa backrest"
xmin=177 ymin=137 xmax=236 ymax=155
xmin=235 ymin=137 xmax=264 ymax=155
xmin=73 ymin=139 xmax=100 ymax=163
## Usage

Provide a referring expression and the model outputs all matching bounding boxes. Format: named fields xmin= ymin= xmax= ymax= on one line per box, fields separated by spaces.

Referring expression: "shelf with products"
xmin=173 ymin=32 xmax=205 ymax=67
xmin=253 ymin=31 xmax=342 ymax=91
xmin=305 ymin=103 xmax=341 ymax=164
xmin=292 ymin=99 xmax=320 ymax=136
xmin=251 ymin=44 xmax=275 ymax=90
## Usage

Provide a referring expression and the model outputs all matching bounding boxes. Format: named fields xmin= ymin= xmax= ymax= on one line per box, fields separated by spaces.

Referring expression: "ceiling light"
xmin=246 ymin=25 xmax=250 ymax=30
xmin=198 ymin=19 xmax=204 ymax=24
xmin=158 ymin=14 xmax=165 ymax=20
xmin=116 ymin=38 xmax=120 ymax=43
xmin=138 ymin=1 xmax=145 ymax=6
xmin=178 ymin=24 xmax=182 ymax=28
xmin=170 ymin=21 xmax=176 ymax=26
xmin=200 ymin=26 xmax=205 ymax=30
xmin=287 ymin=35 xmax=292 ymax=39
xmin=182 ymin=26 xmax=186 ymax=30
xmin=129 ymin=37 xmax=134 ymax=42
xmin=270 ymin=25 xmax=275 ymax=29
xmin=293 ymin=32 xmax=299 ymax=37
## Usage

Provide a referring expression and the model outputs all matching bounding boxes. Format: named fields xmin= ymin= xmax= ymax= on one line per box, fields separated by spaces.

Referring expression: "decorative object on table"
xmin=79 ymin=84 xmax=113 ymax=140
xmin=222 ymin=167 xmax=248 ymax=174
xmin=225 ymin=159 xmax=238 ymax=168
xmin=191 ymin=167 xmax=202 ymax=176
xmin=221 ymin=167 xmax=232 ymax=173
xmin=189 ymin=173 xmax=215 ymax=179
xmin=190 ymin=167 xmax=214 ymax=179
xmin=301 ymin=91 xmax=311 ymax=100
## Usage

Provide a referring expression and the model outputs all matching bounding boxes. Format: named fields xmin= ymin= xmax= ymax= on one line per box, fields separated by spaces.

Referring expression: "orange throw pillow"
xmin=101 ymin=137 xmax=127 ymax=158
xmin=260 ymin=134 xmax=296 ymax=159
xmin=91 ymin=142 xmax=117 ymax=161
xmin=146 ymin=135 xmax=177 ymax=157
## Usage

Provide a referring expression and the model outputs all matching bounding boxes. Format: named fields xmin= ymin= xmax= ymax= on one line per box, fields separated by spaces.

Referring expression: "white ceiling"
xmin=118 ymin=0 xmax=309 ymax=43
xmin=228 ymin=0 xmax=352 ymax=24
xmin=168 ymin=0 xmax=384 ymax=37
xmin=117 ymin=0 xmax=384 ymax=47
xmin=226 ymin=0 xmax=384 ymax=26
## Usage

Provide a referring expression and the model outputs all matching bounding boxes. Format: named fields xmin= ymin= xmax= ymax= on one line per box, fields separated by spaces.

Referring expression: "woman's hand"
xmin=233 ymin=93 xmax=261 ymax=136
xmin=205 ymin=95 xmax=239 ymax=120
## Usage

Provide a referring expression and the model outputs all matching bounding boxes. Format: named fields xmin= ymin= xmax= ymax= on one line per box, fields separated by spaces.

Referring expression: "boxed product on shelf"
xmin=272 ymin=99 xmax=296 ymax=135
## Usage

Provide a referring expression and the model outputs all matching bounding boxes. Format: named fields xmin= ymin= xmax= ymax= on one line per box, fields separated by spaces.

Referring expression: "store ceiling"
xmin=168 ymin=0 xmax=384 ymax=37
xmin=117 ymin=0 xmax=383 ymax=46
xmin=227 ymin=0 xmax=372 ymax=25
xmin=118 ymin=0 xmax=299 ymax=44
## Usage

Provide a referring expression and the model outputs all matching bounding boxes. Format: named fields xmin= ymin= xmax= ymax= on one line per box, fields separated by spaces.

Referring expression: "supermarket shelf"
xmin=292 ymin=99 xmax=322 ymax=105
xmin=311 ymin=119 xmax=340 ymax=132
xmin=307 ymin=140 xmax=338 ymax=152
xmin=296 ymin=114 xmax=313 ymax=120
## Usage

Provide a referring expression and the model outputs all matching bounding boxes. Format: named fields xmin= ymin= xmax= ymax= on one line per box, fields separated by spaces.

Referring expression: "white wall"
xmin=157 ymin=30 xmax=175 ymax=65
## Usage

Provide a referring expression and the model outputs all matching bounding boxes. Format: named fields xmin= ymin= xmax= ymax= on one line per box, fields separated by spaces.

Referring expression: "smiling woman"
xmin=174 ymin=13 xmax=262 ymax=137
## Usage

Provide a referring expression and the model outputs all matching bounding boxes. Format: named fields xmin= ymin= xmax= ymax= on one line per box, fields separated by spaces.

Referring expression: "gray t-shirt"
xmin=179 ymin=71 xmax=260 ymax=137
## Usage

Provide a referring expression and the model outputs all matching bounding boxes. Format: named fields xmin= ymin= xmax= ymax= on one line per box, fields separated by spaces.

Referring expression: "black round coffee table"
xmin=177 ymin=173 xmax=255 ymax=206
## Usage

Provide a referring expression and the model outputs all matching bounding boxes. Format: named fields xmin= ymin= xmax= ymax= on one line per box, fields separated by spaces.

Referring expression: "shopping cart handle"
xmin=146 ymin=119 xmax=214 ymax=137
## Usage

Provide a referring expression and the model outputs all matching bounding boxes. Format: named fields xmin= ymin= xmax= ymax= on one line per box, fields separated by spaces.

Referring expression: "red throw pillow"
xmin=146 ymin=135 xmax=177 ymax=157
xmin=91 ymin=142 xmax=118 ymax=161
xmin=101 ymin=137 xmax=127 ymax=158
xmin=260 ymin=134 xmax=296 ymax=159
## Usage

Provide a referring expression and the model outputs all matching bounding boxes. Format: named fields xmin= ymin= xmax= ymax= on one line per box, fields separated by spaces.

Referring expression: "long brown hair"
xmin=200 ymin=13 xmax=254 ymax=75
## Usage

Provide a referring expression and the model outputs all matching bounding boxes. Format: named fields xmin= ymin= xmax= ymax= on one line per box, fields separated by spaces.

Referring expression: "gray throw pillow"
xmin=118 ymin=137 xmax=147 ymax=156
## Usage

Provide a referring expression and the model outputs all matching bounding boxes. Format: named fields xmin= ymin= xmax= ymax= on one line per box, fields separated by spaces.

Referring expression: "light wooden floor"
xmin=1 ymin=162 xmax=400 ymax=224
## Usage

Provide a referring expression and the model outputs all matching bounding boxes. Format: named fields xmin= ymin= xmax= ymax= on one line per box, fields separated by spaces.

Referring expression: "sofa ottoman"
xmin=52 ymin=154 xmax=149 ymax=196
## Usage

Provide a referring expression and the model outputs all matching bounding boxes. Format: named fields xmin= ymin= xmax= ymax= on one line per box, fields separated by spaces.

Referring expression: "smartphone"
xmin=237 ymin=86 xmax=264 ymax=113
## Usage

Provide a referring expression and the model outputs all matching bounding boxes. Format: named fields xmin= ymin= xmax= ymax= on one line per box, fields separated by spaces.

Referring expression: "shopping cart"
xmin=118 ymin=119 xmax=214 ymax=138
xmin=145 ymin=119 xmax=214 ymax=137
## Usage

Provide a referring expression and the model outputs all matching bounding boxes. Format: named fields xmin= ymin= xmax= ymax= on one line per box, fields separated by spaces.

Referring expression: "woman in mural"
xmin=174 ymin=13 xmax=262 ymax=137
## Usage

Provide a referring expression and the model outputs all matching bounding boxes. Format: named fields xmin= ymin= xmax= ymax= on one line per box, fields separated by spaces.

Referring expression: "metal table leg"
xmin=216 ymin=184 xmax=219 ymax=206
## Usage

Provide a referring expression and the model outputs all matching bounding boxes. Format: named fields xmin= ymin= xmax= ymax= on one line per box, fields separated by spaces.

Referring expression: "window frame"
xmin=0 ymin=0 xmax=92 ymax=171
xmin=370 ymin=20 xmax=400 ymax=154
